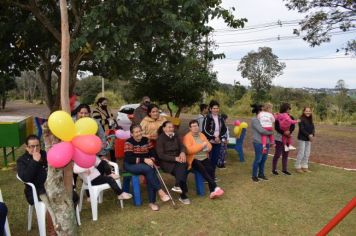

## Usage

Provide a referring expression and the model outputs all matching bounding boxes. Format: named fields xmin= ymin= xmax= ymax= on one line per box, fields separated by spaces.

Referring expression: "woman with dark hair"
xmin=156 ymin=121 xmax=190 ymax=205
xmin=140 ymin=104 xmax=167 ymax=141
xmin=202 ymin=100 xmax=227 ymax=173
xmin=272 ymin=103 xmax=296 ymax=176
xmin=92 ymin=97 xmax=117 ymax=131
xmin=251 ymin=104 xmax=273 ymax=182
xmin=295 ymin=107 xmax=315 ymax=173
xmin=124 ymin=124 xmax=170 ymax=211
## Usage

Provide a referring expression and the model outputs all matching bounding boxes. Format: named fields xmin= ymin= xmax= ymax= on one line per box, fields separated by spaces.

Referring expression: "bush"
xmin=95 ymin=91 xmax=126 ymax=109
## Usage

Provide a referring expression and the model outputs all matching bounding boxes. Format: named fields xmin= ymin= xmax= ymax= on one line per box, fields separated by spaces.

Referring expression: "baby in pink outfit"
xmin=275 ymin=112 xmax=299 ymax=149
xmin=257 ymin=103 xmax=275 ymax=154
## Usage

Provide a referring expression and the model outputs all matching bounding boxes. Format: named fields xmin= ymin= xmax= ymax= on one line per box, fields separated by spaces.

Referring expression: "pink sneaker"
xmin=209 ymin=187 xmax=224 ymax=199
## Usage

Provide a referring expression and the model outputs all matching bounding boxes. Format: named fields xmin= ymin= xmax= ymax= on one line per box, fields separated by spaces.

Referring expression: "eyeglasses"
xmin=28 ymin=144 xmax=40 ymax=149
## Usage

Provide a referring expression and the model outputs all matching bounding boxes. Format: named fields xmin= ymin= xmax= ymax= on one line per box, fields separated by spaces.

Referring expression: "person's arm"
xmin=219 ymin=118 xmax=228 ymax=140
xmin=202 ymin=117 xmax=214 ymax=140
xmin=183 ymin=134 xmax=204 ymax=155
xmin=274 ymin=120 xmax=284 ymax=135
xmin=252 ymin=119 xmax=272 ymax=135
xmin=298 ymin=120 xmax=310 ymax=137
xmin=201 ymin=134 xmax=212 ymax=152
xmin=289 ymin=115 xmax=296 ymax=133
xmin=17 ymin=154 xmax=41 ymax=182
xmin=156 ymin=136 xmax=176 ymax=162
xmin=124 ymin=141 xmax=144 ymax=164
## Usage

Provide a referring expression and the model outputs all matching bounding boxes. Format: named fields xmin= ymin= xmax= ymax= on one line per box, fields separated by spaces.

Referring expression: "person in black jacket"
xmin=17 ymin=134 xmax=47 ymax=205
xmin=202 ymin=100 xmax=227 ymax=173
xmin=295 ymin=107 xmax=315 ymax=173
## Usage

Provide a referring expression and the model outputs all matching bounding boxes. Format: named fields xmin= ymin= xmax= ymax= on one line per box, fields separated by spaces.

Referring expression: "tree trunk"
xmin=167 ymin=103 xmax=173 ymax=117
xmin=1 ymin=91 xmax=6 ymax=110
xmin=175 ymin=106 xmax=182 ymax=118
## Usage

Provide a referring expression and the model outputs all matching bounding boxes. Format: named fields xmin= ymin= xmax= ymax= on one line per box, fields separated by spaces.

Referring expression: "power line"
xmin=213 ymin=19 xmax=302 ymax=32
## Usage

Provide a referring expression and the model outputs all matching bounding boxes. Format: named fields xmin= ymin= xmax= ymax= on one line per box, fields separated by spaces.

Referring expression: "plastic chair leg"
xmin=35 ymin=203 xmax=46 ymax=236
xmin=193 ymin=171 xmax=205 ymax=196
xmin=76 ymin=205 xmax=81 ymax=226
xmin=78 ymin=187 xmax=86 ymax=211
xmin=116 ymin=179 xmax=124 ymax=209
xmin=27 ymin=205 xmax=33 ymax=231
xmin=131 ymin=175 xmax=142 ymax=206
xmin=90 ymin=192 xmax=99 ymax=221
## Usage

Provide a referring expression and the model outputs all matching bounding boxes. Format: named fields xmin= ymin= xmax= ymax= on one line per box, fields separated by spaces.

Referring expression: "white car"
xmin=116 ymin=103 xmax=140 ymax=130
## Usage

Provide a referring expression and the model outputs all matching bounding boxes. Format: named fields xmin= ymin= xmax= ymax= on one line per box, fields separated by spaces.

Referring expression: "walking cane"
xmin=153 ymin=164 xmax=177 ymax=209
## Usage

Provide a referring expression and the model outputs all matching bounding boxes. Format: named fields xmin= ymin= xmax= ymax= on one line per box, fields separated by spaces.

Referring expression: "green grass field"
xmin=1 ymin=148 xmax=355 ymax=236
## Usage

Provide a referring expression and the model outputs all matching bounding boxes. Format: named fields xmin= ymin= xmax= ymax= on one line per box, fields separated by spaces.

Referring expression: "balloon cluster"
xmin=47 ymin=111 xmax=101 ymax=169
xmin=233 ymin=120 xmax=248 ymax=137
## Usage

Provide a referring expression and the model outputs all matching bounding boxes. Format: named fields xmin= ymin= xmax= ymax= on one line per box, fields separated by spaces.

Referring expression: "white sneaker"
xmin=171 ymin=186 xmax=182 ymax=193
xmin=118 ymin=192 xmax=133 ymax=200
xmin=288 ymin=145 xmax=296 ymax=151
xmin=284 ymin=145 xmax=289 ymax=152
xmin=178 ymin=197 xmax=191 ymax=205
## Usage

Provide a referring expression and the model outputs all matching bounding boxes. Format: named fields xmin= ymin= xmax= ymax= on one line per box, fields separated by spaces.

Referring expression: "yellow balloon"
xmin=48 ymin=111 xmax=76 ymax=141
xmin=240 ymin=122 xmax=248 ymax=129
xmin=75 ymin=117 xmax=98 ymax=136
xmin=233 ymin=126 xmax=240 ymax=137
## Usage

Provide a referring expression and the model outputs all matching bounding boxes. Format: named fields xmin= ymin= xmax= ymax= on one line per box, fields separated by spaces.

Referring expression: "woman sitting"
xmin=156 ymin=121 xmax=190 ymax=205
xmin=140 ymin=104 xmax=167 ymax=142
xmin=183 ymin=120 xmax=224 ymax=199
xmin=124 ymin=124 xmax=170 ymax=211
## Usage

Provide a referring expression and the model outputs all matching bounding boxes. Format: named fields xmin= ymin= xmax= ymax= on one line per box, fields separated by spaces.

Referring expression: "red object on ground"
xmin=316 ymin=197 xmax=356 ymax=236
xmin=115 ymin=138 xmax=126 ymax=159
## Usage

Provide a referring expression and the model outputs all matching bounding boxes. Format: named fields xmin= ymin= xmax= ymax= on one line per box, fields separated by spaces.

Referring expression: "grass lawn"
xmin=1 ymin=148 xmax=355 ymax=236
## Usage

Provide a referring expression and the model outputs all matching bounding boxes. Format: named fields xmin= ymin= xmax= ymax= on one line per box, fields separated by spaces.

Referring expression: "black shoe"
xmin=258 ymin=175 xmax=269 ymax=181
xmin=252 ymin=176 xmax=259 ymax=182
xmin=272 ymin=170 xmax=279 ymax=175
xmin=282 ymin=171 xmax=291 ymax=175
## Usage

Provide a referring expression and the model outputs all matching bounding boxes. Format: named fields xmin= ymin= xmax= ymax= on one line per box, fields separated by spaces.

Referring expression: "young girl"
xmin=275 ymin=109 xmax=299 ymax=151
xmin=257 ymin=103 xmax=275 ymax=154
xmin=295 ymin=107 xmax=315 ymax=173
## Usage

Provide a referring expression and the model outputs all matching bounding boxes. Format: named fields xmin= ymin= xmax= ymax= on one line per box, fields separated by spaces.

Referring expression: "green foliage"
xmin=237 ymin=47 xmax=286 ymax=104
xmin=77 ymin=76 xmax=103 ymax=105
xmin=285 ymin=0 xmax=356 ymax=55
xmin=0 ymin=75 xmax=17 ymax=109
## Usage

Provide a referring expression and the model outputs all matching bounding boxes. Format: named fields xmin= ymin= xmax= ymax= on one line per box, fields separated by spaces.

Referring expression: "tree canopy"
xmin=284 ymin=0 xmax=356 ymax=55
xmin=237 ymin=47 xmax=286 ymax=103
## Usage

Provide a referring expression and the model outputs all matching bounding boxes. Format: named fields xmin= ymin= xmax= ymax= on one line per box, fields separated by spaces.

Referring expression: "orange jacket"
xmin=183 ymin=131 xmax=212 ymax=169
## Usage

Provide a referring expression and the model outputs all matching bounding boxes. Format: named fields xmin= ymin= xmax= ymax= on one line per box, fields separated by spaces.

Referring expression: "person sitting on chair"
xmin=156 ymin=121 xmax=190 ymax=205
xmin=183 ymin=120 xmax=224 ymax=199
xmin=17 ymin=134 xmax=56 ymax=235
xmin=124 ymin=124 xmax=170 ymax=211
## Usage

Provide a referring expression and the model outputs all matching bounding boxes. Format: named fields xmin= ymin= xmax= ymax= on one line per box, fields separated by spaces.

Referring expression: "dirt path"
xmin=2 ymin=100 xmax=355 ymax=169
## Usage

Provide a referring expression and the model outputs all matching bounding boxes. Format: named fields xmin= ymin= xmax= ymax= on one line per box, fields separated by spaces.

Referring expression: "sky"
xmin=209 ymin=0 xmax=356 ymax=89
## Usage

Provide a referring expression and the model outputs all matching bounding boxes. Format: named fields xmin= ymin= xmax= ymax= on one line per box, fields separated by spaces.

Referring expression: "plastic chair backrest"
xmin=16 ymin=174 xmax=40 ymax=205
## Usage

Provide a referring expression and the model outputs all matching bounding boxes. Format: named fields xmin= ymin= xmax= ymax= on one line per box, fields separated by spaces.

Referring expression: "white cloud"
xmin=209 ymin=0 xmax=356 ymax=88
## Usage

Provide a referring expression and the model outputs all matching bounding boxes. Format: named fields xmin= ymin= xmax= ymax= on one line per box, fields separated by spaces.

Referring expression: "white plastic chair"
xmin=17 ymin=175 xmax=81 ymax=236
xmin=78 ymin=161 xmax=124 ymax=221
xmin=0 ymin=189 xmax=11 ymax=236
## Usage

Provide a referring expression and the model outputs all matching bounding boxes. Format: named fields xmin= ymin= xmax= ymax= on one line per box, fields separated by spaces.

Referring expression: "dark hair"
xmin=147 ymin=104 xmax=159 ymax=117
xmin=157 ymin=121 xmax=173 ymax=135
xmin=279 ymin=103 xmax=291 ymax=113
xmin=188 ymin=119 xmax=199 ymax=127
xmin=199 ymin=104 xmax=208 ymax=112
xmin=251 ymin=104 xmax=262 ymax=114
xmin=221 ymin=114 xmax=228 ymax=120
xmin=129 ymin=124 xmax=142 ymax=133
xmin=96 ymin=97 xmax=107 ymax=106
xmin=209 ymin=100 xmax=220 ymax=109
xmin=300 ymin=107 xmax=313 ymax=124
xmin=25 ymin=134 xmax=40 ymax=145
xmin=75 ymin=103 xmax=91 ymax=115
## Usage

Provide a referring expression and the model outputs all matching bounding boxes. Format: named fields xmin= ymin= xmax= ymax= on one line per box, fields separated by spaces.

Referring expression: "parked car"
xmin=116 ymin=103 xmax=140 ymax=130
xmin=116 ymin=103 xmax=169 ymax=130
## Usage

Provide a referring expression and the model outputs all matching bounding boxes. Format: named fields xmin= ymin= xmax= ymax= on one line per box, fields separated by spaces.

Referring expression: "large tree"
xmin=284 ymin=0 xmax=356 ymax=55
xmin=237 ymin=47 xmax=286 ymax=103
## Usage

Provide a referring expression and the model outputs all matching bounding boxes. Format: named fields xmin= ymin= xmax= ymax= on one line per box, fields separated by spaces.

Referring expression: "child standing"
xmin=275 ymin=110 xmax=299 ymax=151
xmin=257 ymin=103 xmax=275 ymax=154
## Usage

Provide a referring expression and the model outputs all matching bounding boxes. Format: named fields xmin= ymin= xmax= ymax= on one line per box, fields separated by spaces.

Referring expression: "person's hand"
xmin=32 ymin=150 xmax=41 ymax=162
xmin=284 ymin=130 xmax=291 ymax=136
xmin=309 ymin=135 xmax=314 ymax=142
xmin=214 ymin=136 xmax=221 ymax=144
xmin=85 ymin=169 xmax=91 ymax=175
xmin=150 ymin=133 xmax=158 ymax=140
xmin=144 ymin=158 xmax=154 ymax=167
xmin=179 ymin=152 xmax=186 ymax=163
xmin=175 ymin=156 xmax=181 ymax=162
xmin=202 ymin=141 xmax=208 ymax=148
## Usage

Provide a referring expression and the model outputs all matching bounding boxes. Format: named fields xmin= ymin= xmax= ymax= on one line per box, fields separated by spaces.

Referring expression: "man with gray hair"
xmin=133 ymin=96 xmax=151 ymax=125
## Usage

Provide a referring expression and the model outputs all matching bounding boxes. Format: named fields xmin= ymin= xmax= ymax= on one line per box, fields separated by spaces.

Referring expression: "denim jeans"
xmin=124 ymin=162 xmax=161 ymax=203
xmin=209 ymin=143 xmax=221 ymax=171
xmin=252 ymin=142 xmax=269 ymax=177
xmin=295 ymin=140 xmax=311 ymax=169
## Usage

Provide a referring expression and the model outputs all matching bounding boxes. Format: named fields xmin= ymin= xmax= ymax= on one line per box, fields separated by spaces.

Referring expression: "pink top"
xmin=212 ymin=114 xmax=220 ymax=137
xmin=276 ymin=113 xmax=298 ymax=131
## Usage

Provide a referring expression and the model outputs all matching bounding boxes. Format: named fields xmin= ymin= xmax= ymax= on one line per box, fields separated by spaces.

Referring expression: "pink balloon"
xmin=115 ymin=129 xmax=131 ymax=139
xmin=72 ymin=135 xmax=102 ymax=155
xmin=234 ymin=120 xmax=241 ymax=126
xmin=47 ymin=142 xmax=73 ymax=168
xmin=72 ymin=147 xmax=96 ymax=168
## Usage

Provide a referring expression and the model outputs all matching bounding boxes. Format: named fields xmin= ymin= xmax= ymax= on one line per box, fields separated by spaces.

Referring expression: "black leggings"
xmin=170 ymin=163 xmax=188 ymax=198
xmin=192 ymin=158 xmax=216 ymax=192
xmin=91 ymin=175 xmax=123 ymax=196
